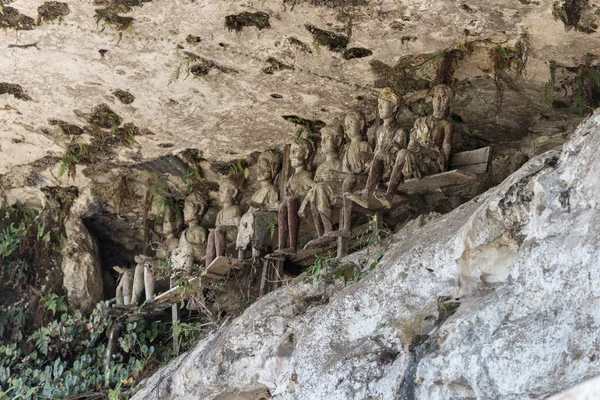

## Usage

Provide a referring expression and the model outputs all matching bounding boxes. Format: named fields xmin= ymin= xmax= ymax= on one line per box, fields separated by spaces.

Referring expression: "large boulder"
xmin=133 ymin=112 xmax=600 ymax=399
xmin=61 ymin=189 xmax=103 ymax=312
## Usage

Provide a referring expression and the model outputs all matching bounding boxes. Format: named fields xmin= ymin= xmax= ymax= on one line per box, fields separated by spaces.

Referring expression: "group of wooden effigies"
xmin=115 ymin=84 xmax=462 ymax=307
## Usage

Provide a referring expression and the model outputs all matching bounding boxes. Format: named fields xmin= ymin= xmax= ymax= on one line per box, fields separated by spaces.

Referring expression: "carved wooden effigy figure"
xmin=156 ymin=209 xmax=180 ymax=260
xmin=378 ymin=84 xmax=455 ymax=208
xmin=348 ymin=87 xmax=407 ymax=209
xmin=236 ymin=150 xmax=282 ymax=262
xmin=275 ymin=137 xmax=314 ymax=254
xmin=206 ymin=178 xmax=241 ymax=267
xmin=339 ymin=110 xmax=373 ymax=233
xmin=299 ymin=126 xmax=344 ymax=243
xmin=131 ymin=254 xmax=159 ymax=304
xmin=170 ymin=192 xmax=207 ymax=275
xmin=114 ymin=265 xmax=133 ymax=305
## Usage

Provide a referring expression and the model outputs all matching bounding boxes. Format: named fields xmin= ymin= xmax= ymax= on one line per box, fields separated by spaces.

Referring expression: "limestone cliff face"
xmin=133 ymin=112 xmax=600 ymax=399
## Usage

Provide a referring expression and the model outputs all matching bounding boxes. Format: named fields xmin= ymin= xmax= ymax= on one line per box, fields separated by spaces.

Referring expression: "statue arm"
xmin=394 ymin=128 xmax=408 ymax=150
xmin=442 ymin=123 xmax=454 ymax=167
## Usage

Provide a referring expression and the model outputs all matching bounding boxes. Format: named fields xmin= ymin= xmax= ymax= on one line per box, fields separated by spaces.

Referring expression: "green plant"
xmin=0 ymin=300 xmax=177 ymax=399
xmin=168 ymin=51 xmax=202 ymax=85
xmin=40 ymin=293 xmax=68 ymax=317
xmin=489 ymin=44 xmax=516 ymax=112
xmin=0 ymin=224 xmax=21 ymax=259
xmin=545 ymin=60 xmax=558 ymax=105
xmin=182 ymin=167 xmax=202 ymax=193
xmin=58 ymin=141 xmax=89 ymax=179
xmin=303 ymin=254 xmax=335 ymax=289
xmin=267 ymin=218 xmax=278 ymax=239
xmin=552 ymin=0 xmax=588 ymax=30
xmin=515 ymin=29 xmax=531 ymax=77
xmin=227 ymin=160 xmax=249 ymax=189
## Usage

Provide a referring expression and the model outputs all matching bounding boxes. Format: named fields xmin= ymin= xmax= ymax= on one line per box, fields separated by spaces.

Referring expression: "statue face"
xmin=345 ymin=115 xmax=362 ymax=139
xmin=378 ymin=98 xmax=397 ymax=119
xmin=290 ymin=143 xmax=306 ymax=168
xmin=256 ymin=158 xmax=272 ymax=182
xmin=183 ymin=200 xmax=198 ymax=223
xmin=321 ymin=133 xmax=337 ymax=154
xmin=163 ymin=215 xmax=175 ymax=236
xmin=433 ymin=87 xmax=451 ymax=118
xmin=219 ymin=183 xmax=237 ymax=204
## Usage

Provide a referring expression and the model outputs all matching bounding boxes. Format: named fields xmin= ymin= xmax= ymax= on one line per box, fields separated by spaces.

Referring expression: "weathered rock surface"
xmin=0 ymin=0 xmax=598 ymax=177
xmin=133 ymin=112 xmax=600 ymax=399
xmin=549 ymin=375 xmax=600 ymax=400
xmin=61 ymin=189 xmax=104 ymax=312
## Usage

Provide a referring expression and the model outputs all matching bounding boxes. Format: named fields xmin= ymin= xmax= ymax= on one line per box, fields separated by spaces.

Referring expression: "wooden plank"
xmin=395 ymin=170 xmax=476 ymax=194
xmin=203 ymin=256 xmax=243 ymax=280
xmin=449 ymin=147 xmax=491 ymax=167
xmin=454 ymin=162 xmax=488 ymax=175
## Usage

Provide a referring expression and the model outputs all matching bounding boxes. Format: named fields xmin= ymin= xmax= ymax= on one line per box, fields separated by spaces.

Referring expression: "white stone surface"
xmin=133 ymin=111 xmax=600 ymax=399
xmin=0 ymin=0 xmax=597 ymax=176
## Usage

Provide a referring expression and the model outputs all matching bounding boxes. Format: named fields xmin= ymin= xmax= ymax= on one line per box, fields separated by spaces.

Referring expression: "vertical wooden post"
xmin=273 ymin=259 xmax=283 ymax=290
xmin=337 ymin=236 xmax=349 ymax=258
xmin=259 ymin=258 xmax=269 ymax=297
xmin=171 ymin=277 xmax=180 ymax=354
xmin=336 ymin=207 xmax=348 ymax=258
xmin=104 ymin=322 xmax=121 ymax=371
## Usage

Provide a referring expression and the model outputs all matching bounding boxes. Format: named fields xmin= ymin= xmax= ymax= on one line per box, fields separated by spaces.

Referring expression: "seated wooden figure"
xmin=276 ymin=137 xmax=315 ymax=254
xmin=170 ymin=192 xmax=207 ymax=275
xmin=348 ymin=87 xmax=407 ymax=209
xmin=206 ymin=178 xmax=242 ymax=267
xmin=339 ymin=110 xmax=373 ymax=234
xmin=236 ymin=150 xmax=282 ymax=263
xmin=156 ymin=209 xmax=180 ymax=260
xmin=378 ymin=84 xmax=455 ymax=208
xmin=299 ymin=126 xmax=344 ymax=245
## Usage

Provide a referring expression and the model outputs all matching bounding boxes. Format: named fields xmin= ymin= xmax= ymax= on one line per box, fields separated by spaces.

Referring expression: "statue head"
xmin=163 ymin=208 xmax=178 ymax=238
xmin=183 ymin=192 xmax=207 ymax=224
xmin=320 ymin=126 xmax=343 ymax=155
xmin=290 ymin=137 xmax=313 ymax=169
xmin=378 ymin=87 xmax=402 ymax=120
xmin=344 ymin=110 xmax=366 ymax=140
xmin=257 ymin=149 xmax=282 ymax=183
xmin=432 ymin=84 xmax=455 ymax=119
xmin=218 ymin=178 xmax=238 ymax=205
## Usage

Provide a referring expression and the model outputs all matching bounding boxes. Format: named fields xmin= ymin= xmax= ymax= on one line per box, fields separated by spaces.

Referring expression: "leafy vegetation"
xmin=58 ymin=141 xmax=89 ymax=179
xmin=0 ymin=299 xmax=184 ymax=399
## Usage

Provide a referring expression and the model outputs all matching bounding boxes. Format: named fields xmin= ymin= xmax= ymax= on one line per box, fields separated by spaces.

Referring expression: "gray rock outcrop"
xmin=134 ymin=113 xmax=600 ymax=399
xmin=61 ymin=190 xmax=103 ymax=312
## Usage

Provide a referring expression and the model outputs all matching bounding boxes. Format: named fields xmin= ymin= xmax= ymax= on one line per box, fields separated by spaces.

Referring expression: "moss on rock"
xmin=37 ymin=2 xmax=70 ymax=24
xmin=305 ymin=24 xmax=349 ymax=52
xmin=0 ymin=83 xmax=32 ymax=101
xmin=0 ymin=7 xmax=35 ymax=30
xmin=113 ymin=89 xmax=135 ymax=104
xmin=89 ymin=104 xmax=123 ymax=130
xmin=225 ymin=12 xmax=270 ymax=32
